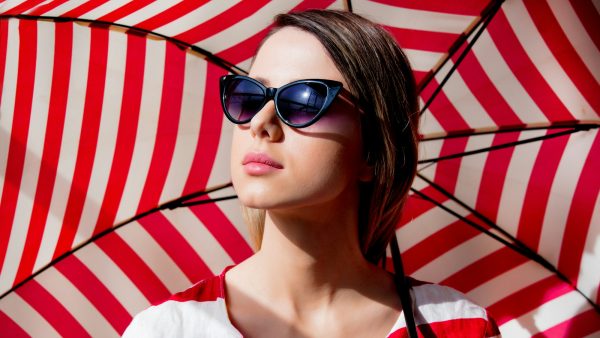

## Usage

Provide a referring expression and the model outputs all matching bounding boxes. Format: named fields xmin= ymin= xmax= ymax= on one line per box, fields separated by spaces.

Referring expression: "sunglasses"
xmin=220 ymin=75 xmax=358 ymax=128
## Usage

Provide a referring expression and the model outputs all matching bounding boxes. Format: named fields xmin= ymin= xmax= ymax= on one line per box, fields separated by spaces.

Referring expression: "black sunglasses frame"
xmin=220 ymin=75 xmax=354 ymax=128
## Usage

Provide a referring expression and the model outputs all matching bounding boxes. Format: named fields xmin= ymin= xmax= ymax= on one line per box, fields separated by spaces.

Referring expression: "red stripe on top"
xmin=136 ymin=41 xmax=185 ymax=214
xmin=569 ymin=0 xmax=600 ymax=53
xmin=383 ymin=25 xmax=459 ymax=53
xmin=487 ymin=9 xmax=575 ymax=123
xmin=558 ymin=130 xmax=600 ymax=284
xmin=16 ymin=279 xmax=89 ymax=337
xmin=432 ymin=137 xmax=469 ymax=194
xmin=93 ymin=31 xmax=145 ymax=236
xmin=369 ymin=0 xmax=490 ymax=16
xmin=52 ymin=25 xmax=109 ymax=259
xmin=487 ymin=275 xmax=571 ymax=325
xmin=95 ymin=232 xmax=170 ymax=305
xmin=532 ymin=308 xmax=600 ymax=338
xmin=389 ymin=317 xmax=497 ymax=338
xmin=525 ymin=0 xmax=600 ymax=114
xmin=174 ymin=0 xmax=270 ymax=44
xmin=516 ymin=130 xmax=569 ymax=250
xmin=0 ymin=19 xmax=36 ymax=275
xmin=15 ymin=21 xmax=73 ymax=285
xmin=138 ymin=212 xmax=213 ymax=283
xmin=97 ymin=0 xmax=155 ymax=23
xmin=60 ymin=0 xmax=109 ymax=18
xmin=474 ymin=132 xmax=519 ymax=223
xmin=190 ymin=203 xmax=253 ymax=264
xmin=26 ymin=0 xmax=69 ymax=16
xmin=134 ymin=1 xmax=210 ymax=32
xmin=170 ymin=266 xmax=235 ymax=303
xmin=1 ymin=0 xmax=46 ymax=15
xmin=55 ymin=255 xmax=131 ymax=334
xmin=0 ymin=19 xmax=7 ymax=109
xmin=441 ymin=246 xmax=528 ymax=293
xmin=0 ymin=310 xmax=29 ymax=337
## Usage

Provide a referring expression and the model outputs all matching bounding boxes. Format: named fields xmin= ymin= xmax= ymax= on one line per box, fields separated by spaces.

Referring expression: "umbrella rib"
xmin=418 ymin=0 xmax=505 ymax=114
xmin=418 ymin=125 xmax=595 ymax=164
xmin=413 ymin=173 xmax=600 ymax=313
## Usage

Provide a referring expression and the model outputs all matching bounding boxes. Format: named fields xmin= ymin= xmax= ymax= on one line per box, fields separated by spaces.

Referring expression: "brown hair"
xmin=244 ymin=9 xmax=419 ymax=264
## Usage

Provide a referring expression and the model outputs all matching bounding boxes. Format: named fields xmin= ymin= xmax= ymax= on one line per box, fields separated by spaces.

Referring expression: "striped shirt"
xmin=123 ymin=266 xmax=500 ymax=337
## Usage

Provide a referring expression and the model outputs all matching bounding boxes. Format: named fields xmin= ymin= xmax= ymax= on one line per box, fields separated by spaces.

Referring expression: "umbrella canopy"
xmin=1 ymin=0 xmax=598 ymax=337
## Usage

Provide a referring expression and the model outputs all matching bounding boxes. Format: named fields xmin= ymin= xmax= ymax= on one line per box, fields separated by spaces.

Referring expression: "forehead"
xmin=249 ymin=27 xmax=347 ymax=88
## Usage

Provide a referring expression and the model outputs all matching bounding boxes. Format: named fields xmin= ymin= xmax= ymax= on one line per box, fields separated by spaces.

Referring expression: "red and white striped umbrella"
xmin=1 ymin=1 xmax=598 ymax=337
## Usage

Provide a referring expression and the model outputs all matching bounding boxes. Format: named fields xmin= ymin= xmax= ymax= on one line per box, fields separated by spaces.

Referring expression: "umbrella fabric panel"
xmin=0 ymin=18 xmax=234 ymax=294
xmin=0 ymin=198 xmax=250 ymax=338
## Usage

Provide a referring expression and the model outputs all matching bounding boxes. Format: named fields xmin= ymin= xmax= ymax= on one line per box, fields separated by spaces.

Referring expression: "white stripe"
xmin=474 ymin=31 xmax=548 ymax=125
xmin=454 ymin=134 xmax=495 ymax=207
xmin=21 ymin=0 xmax=52 ymax=14
xmin=539 ymin=130 xmax=596 ymax=266
xmin=42 ymin=0 xmax=86 ymax=17
xmin=549 ymin=0 xmax=600 ymax=84
xmin=153 ymin=0 xmax=238 ymax=37
xmin=163 ymin=207 xmax=234 ymax=273
xmin=413 ymin=234 xmax=504 ymax=283
xmin=0 ymin=0 xmax=28 ymax=13
xmin=118 ymin=0 xmax=181 ymax=27
xmin=215 ymin=199 xmax=251 ymax=246
xmin=160 ymin=52 xmax=206 ymax=202
xmin=0 ymin=292 xmax=61 ymax=337
xmin=75 ymin=243 xmax=150 ymax=316
xmin=205 ymin=113 xmax=233 ymax=189
xmin=495 ymin=129 xmax=546 ymax=238
xmin=0 ymin=20 xmax=54 ymax=292
xmin=352 ymin=0 xmax=476 ymax=34
xmin=413 ymin=284 xmax=488 ymax=324
xmin=34 ymin=22 xmax=90 ymax=272
xmin=118 ymin=221 xmax=190 ymax=294
xmin=404 ymin=48 xmax=443 ymax=73
xmin=196 ymin=0 xmax=302 ymax=53
xmin=594 ymin=0 xmax=600 ymax=13
xmin=503 ymin=0 xmax=596 ymax=122
xmin=80 ymin=0 xmax=130 ymax=19
xmin=114 ymin=38 xmax=165 ymax=223
xmin=467 ymin=260 xmax=552 ymax=307
xmin=577 ymin=185 xmax=600 ymax=302
xmin=75 ymin=28 xmax=126 ymax=244
xmin=37 ymin=267 xmax=119 ymax=337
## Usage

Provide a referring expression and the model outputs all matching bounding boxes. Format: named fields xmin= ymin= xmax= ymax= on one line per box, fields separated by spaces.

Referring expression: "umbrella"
xmin=0 ymin=0 xmax=598 ymax=336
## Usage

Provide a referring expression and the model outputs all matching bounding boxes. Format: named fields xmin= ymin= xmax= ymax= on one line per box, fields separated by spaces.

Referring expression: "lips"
xmin=242 ymin=152 xmax=283 ymax=173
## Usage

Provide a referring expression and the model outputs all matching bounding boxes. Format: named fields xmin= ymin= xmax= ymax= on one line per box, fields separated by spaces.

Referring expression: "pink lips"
xmin=242 ymin=152 xmax=283 ymax=175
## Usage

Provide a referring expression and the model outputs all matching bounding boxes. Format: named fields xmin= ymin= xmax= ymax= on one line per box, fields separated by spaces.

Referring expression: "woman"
xmin=123 ymin=10 xmax=499 ymax=338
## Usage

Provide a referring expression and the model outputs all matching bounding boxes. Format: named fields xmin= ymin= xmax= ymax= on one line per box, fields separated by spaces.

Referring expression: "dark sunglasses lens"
xmin=224 ymin=78 xmax=265 ymax=123
xmin=278 ymin=83 xmax=327 ymax=125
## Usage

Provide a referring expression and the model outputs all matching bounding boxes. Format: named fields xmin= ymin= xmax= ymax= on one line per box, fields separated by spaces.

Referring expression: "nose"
xmin=249 ymin=100 xmax=283 ymax=141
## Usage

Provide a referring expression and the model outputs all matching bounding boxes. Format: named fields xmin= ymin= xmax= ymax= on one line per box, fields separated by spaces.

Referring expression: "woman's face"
xmin=230 ymin=27 xmax=370 ymax=211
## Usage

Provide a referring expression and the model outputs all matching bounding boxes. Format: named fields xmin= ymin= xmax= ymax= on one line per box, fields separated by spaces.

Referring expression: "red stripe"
xmin=97 ymin=0 xmax=155 ymax=22
xmin=0 ymin=19 xmax=36 ymax=275
xmin=516 ymin=130 xmax=569 ymax=250
xmin=138 ymin=212 xmax=213 ymax=283
xmin=52 ymin=25 xmax=109 ymax=259
xmin=26 ymin=0 xmax=69 ymax=16
xmin=0 ymin=310 xmax=29 ymax=337
xmin=432 ymin=137 xmax=469 ymax=194
xmin=532 ymin=308 xmax=600 ymax=338
xmin=398 ymin=185 xmax=448 ymax=227
xmin=93 ymin=31 xmax=145 ymax=235
xmin=136 ymin=41 xmax=185 ymax=214
xmin=369 ymin=0 xmax=489 ymax=16
xmin=190 ymin=203 xmax=253 ymax=264
xmin=15 ymin=21 xmax=73 ymax=285
xmin=441 ymin=247 xmax=527 ymax=293
xmin=61 ymin=0 xmax=109 ymax=18
xmin=403 ymin=214 xmax=481 ymax=275
xmin=16 ymin=279 xmax=88 ymax=337
xmin=55 ymin=255 xmax=131 ymax=334
xmin=525 ymin=0 xmax=600 ymax=113
xmin=487 ymin=9 xmax=575 ymax=123
xmin=174 ymin=0 xmax=270 ymax=44
xmin=474 ymin=132 xmax=519 ymax=223
xmin=0 ymin=19 xmax=7 ymax=107
xmin=420 ymin=79 xmax=471 ymax=133
xmin=1 ymin=0 xmax=46 ymax=15
xmin=134 ymin=1 xmax=210 ymax=32
xmin=95 ymin=232 xmax=170 ymax=305
xmin=383 ymin=25 xmax=460 ymax=53
xmin=389 ymin=318 xmax=495 ymax=338
xmin=558 ymin=130 xmax=600 ymax=284
xmin=182 ymin=63 xmax=225 ymax=194
xmin=569 ymin=0 xmax=600 ymax=53
xmin=487 ymin=275 xmax=571 ymax=325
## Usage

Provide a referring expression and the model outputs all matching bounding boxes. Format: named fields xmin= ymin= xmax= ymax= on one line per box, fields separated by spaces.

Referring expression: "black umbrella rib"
xmin=0 ymin=14 xmax=246 ymax=75
xmin=418 ymin=125 xmax=596 ymax=164
xmin=412 ymin=173 xmax=600 ymax=313
xmin=418 ymin=0 xmax=505 ymax=115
